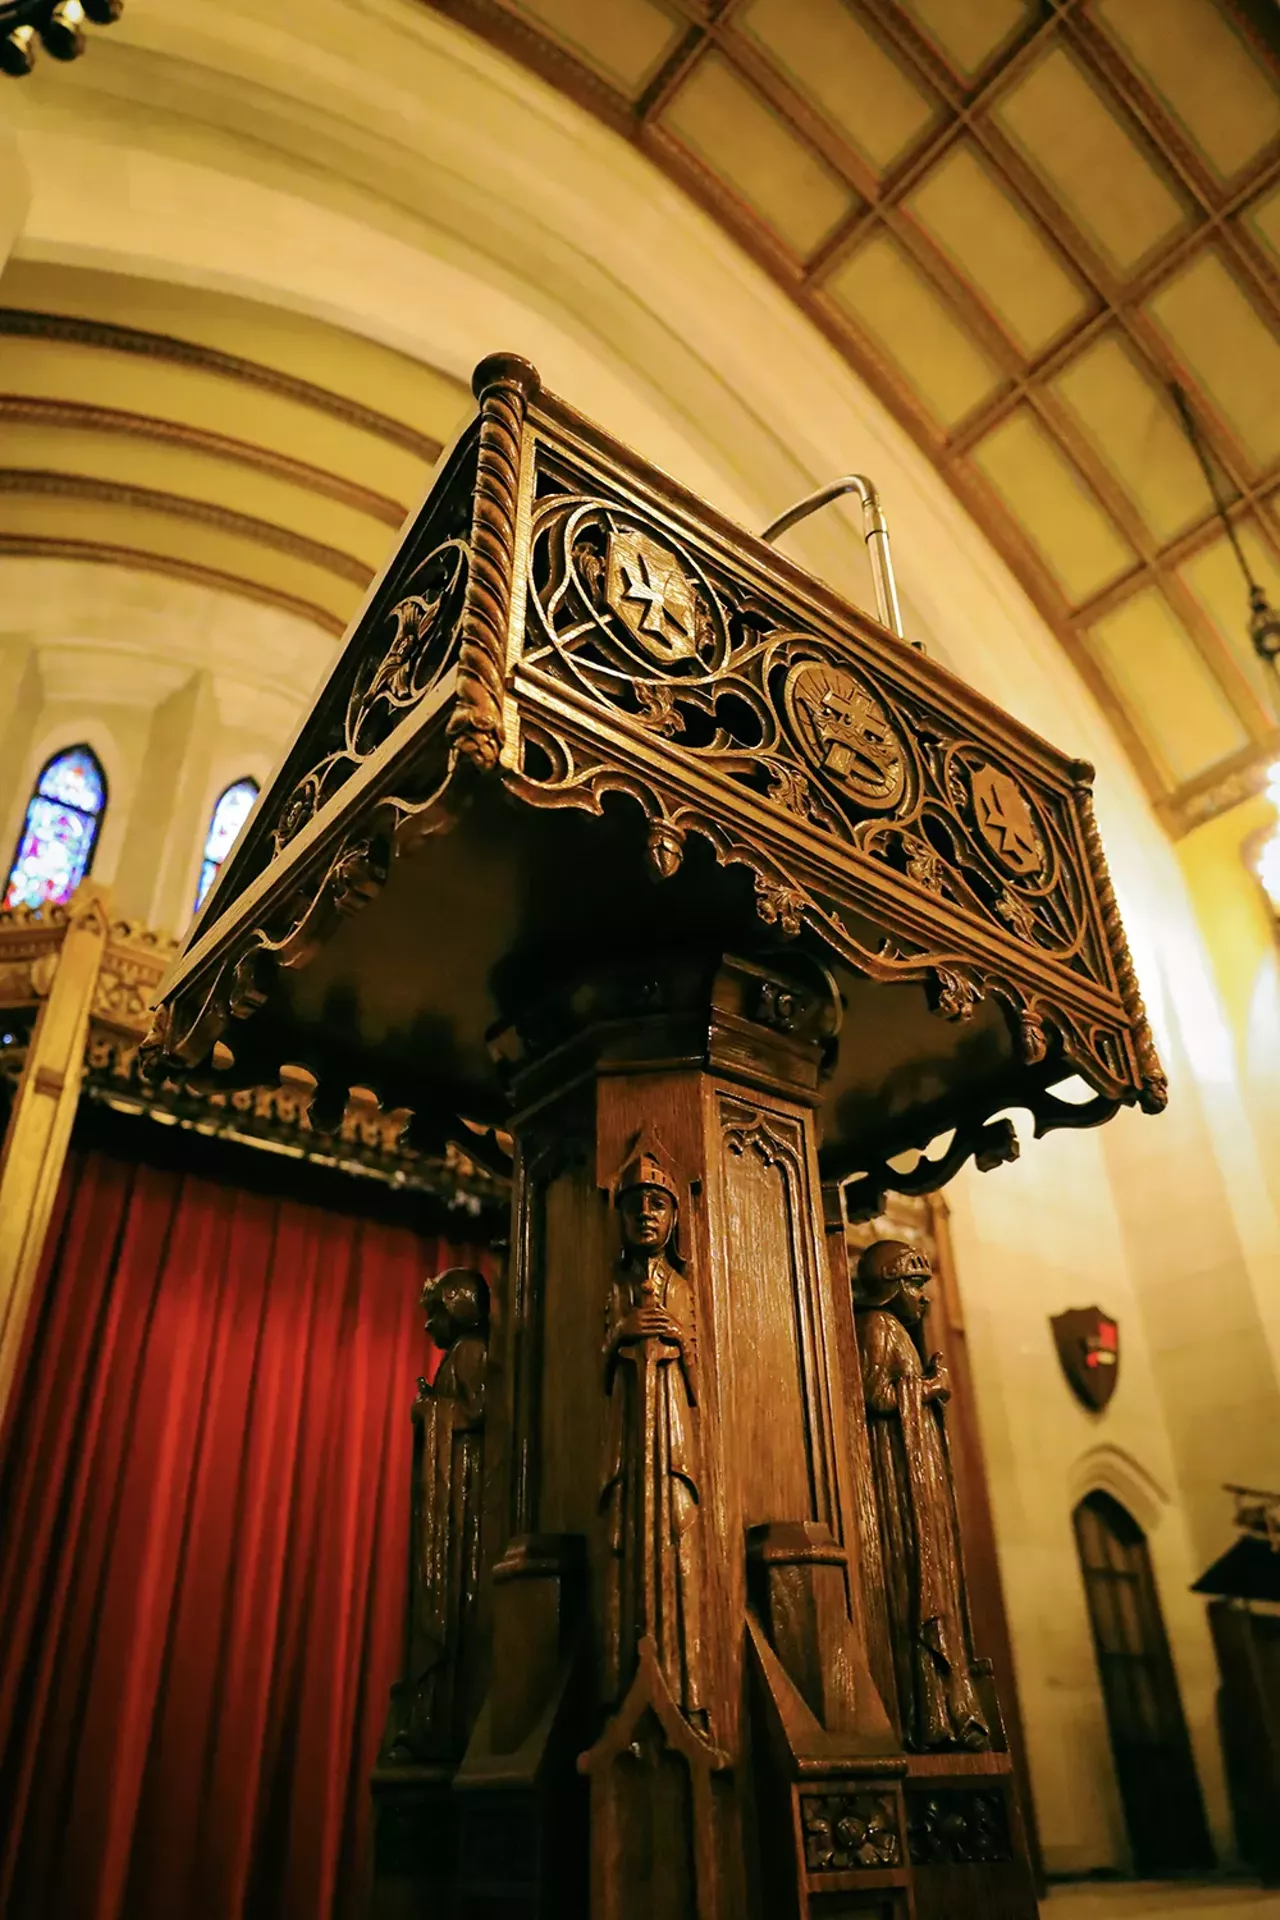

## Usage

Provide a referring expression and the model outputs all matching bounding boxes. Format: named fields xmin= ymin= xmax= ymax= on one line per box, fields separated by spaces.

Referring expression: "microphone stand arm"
xmin=760 ymin=475 xmax=921 ymax=652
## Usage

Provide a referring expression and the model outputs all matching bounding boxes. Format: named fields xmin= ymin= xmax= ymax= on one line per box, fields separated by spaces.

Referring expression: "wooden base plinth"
xmin=906 ymin=1756 xmax=1039 ymax=1919
xmin=369 ymin=1765 xmax=456 ymax=1920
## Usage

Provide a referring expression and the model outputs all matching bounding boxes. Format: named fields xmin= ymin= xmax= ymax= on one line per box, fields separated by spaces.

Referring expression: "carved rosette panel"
xmin=801 ymin=1790 xmax=901 ymax=1872
xmin=190 ymin=405 xmax=491 ymax=923
xmin=905 ymin=1788 xmax=1012 ymax=1866
xmin=504 ymin=443 xmax=1150 ymax=1109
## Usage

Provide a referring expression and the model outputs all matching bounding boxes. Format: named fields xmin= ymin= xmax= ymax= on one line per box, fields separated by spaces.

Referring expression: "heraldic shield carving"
xmin=1051 ymin=1306 xmax=1120 ymax=1412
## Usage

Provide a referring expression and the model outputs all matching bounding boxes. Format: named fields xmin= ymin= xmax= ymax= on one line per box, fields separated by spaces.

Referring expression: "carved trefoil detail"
xmin=854 ymin=1240 xmax=990 ymax=1753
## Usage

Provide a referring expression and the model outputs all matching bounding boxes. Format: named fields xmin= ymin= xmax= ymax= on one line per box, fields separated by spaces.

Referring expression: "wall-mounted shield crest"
xmin=1051 ymin=1306 xmax=1119 ymax=1411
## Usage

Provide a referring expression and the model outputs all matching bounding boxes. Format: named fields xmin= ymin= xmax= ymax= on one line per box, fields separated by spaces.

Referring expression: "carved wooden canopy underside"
xmin=144 ymin=354 xmax=1166 ymax=1188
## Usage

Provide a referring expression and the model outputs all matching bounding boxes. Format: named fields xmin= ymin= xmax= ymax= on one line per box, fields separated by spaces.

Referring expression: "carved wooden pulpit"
xmin=143 ymin=355 xmax=1165 ymax=1920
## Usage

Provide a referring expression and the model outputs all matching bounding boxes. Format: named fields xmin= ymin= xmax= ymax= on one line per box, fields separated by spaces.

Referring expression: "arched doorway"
xmin=1073 ymin=1491 xmax=1214 ymax=1874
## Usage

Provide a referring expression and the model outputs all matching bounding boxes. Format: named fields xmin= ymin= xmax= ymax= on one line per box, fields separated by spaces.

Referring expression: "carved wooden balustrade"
xmin=139 ymin=353 xmax=1166 ymax=1920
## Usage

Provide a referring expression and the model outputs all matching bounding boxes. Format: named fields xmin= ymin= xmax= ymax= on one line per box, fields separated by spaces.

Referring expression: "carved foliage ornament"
xmin=146 ymin=413 xmax=515 ymax=1079
xmin=228 ymin=366 xmax=522 ymax=891
xmin=906 ymin=1789 xmax=1012 ymax=1866
xmin=152 ymin=366 xmax=538 ymax=1064
xmin=801 ymin=1790 xmax=901 ymax=1872
xmin=272 ymin=534 xmax=470 ymax=858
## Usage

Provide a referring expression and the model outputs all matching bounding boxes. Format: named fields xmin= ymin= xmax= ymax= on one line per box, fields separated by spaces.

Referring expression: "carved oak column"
xmin=453 ymin=951 xmax=907 ymax=1918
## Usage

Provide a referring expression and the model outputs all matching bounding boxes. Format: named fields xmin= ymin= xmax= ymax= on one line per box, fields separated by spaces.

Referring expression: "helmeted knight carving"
xmin=855 ymin=1240 xmax=989 ymax=1753
xmin=600 ymin=1137 xmax=708 ymax=1734
xmin=382 ymin=1267 xmax=490 ymax=1765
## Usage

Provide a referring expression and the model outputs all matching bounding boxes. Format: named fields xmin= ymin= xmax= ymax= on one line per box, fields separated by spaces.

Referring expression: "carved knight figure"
xmin=601 ymin=1148 xmax=707 ymax=1731
xmin=854 ymin=1240 xmax=988 ymax=1753
xmin=387 ymin=1266 xmax=490 ymax=1763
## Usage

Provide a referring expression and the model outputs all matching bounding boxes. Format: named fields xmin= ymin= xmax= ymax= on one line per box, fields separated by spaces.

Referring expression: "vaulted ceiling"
xmin=0 ymin=259 xmax=470 ymax=638
xmin=2 ymin=0 xmax=1278 ymax=836
xmin=421 ymin=0 xmax=1280 ymax=832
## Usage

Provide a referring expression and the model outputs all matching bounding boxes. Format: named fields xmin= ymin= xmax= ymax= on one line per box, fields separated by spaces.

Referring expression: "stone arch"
xmin=1068 ymin=1443 xmax=1171 ymax=1540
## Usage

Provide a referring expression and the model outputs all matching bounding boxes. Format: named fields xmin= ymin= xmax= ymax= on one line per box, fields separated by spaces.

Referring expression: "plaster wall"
xmin=1179 ymin=798 xmax=1280 ymax=1230
xmin=0 ymin=104 xmax=30 ymax=273
xmin=3 ymin=0 xmax=1278 ymax=1875
xmin=0 ymin=562 xmax=321 ymax=931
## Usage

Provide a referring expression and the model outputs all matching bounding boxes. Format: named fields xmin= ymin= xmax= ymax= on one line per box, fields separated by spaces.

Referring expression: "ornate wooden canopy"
xmin=143 ymin=352 xmax=1166 ymax=1199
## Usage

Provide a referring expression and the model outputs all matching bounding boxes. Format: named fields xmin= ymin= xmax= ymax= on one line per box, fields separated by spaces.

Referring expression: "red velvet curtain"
xmin=0 ymin=1144 xmax=486 ymax=1920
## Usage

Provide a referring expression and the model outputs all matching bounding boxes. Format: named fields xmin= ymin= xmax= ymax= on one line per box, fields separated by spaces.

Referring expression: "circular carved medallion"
xmin=783 ymin=661 xmax=906 ymax=811
xmin=603 ymin=525 xmax=699 ymax=666
xmin=968 ymin=763 xmax=1044 ymax=878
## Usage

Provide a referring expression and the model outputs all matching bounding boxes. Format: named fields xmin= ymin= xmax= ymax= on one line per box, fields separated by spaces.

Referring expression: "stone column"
xmin=114 ymin=670 xmax=219 ymax=934
xmin=0 ymin=645 xmax=43 ymax=858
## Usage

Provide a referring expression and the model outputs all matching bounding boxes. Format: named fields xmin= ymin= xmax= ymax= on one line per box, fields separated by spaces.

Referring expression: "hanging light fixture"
xmin=0 ymin=0 xmax=121 ymax=75
xmin=1171 ymin=383 xmax=1280 ymax=708
xmin=1171 ymin=385 xmax=1280 ymax=901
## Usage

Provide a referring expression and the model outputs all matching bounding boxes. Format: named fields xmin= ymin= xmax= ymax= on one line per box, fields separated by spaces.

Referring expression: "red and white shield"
xmin=1051 ymin=1306 xmax=1119 ymax=1411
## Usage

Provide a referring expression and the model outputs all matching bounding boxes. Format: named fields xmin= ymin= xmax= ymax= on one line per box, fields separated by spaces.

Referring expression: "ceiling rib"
xmin=0 ymin=397 xmax=408 ymax=527
xmin=0 ymin=470 xmax=376 ymax=586
xmin=0 ymin=533 xmax=348 ymax=636
xmin=0 ymin=308 xmax=446 ymax=461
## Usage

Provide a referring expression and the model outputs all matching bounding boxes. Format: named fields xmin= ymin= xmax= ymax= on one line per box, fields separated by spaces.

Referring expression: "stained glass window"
xmin=3 ymin=746 xmax=107 ymax=912
xmin=195 ymin=778 xmax=259 ymax=913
